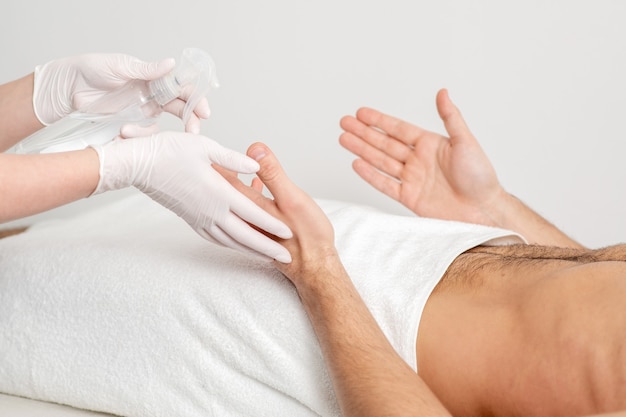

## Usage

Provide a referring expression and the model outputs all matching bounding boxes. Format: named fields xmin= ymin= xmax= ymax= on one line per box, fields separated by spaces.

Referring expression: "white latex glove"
xmin=91 ymin=132 xmax=293 ymax=263
xmin=32 ymin=53 xmax=210 ymax=133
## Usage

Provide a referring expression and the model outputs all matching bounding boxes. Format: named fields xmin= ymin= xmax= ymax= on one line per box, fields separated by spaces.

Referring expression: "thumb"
xmin=119 ymin=121 xmax=160 ymax=138
xmin=246 ymin=142 xmax=296 ymax=202
xmin=119 ymin=56 xmax=175 ymax=81
xmin=436 ymin=88 xmax=475 ymax=145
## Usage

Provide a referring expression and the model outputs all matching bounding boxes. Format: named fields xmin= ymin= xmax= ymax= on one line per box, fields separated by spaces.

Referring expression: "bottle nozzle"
xmin=149 ymin=47 xmax=219 ymax=124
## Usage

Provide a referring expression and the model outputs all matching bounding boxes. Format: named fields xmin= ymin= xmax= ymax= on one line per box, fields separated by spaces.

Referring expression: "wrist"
xmin=287 ymin=249 xmax=347 ymax=295
xmin=32 ymin=57 xmax=76 ymax=125
xmin=90 ymin=139 xmax=138 ymax=195
xmin=477 ymin=186 xmax=517 ymax=230
xmin=484 ymin=191 xmax=584 ymax=248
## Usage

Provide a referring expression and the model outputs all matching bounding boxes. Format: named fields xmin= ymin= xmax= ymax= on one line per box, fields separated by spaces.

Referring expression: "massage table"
xmin=0 ymin=193 xmax=520 ymax=417
xmin=1 ymin=229 xmax=101 ymax=415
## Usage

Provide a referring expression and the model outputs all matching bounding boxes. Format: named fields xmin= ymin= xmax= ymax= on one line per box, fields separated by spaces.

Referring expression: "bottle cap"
xmin=149 ymin=47 xmax=219 ymax=122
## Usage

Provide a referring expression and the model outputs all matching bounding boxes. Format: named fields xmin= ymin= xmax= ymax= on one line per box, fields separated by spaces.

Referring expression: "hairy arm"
xmin=0 ymin=74 xmax=44 ymax=152
xmin=593 ymin=244 xmax=626 ymax=261
xmin=225 ymin=142 xmax=452 ymax=417
xmin=485 ymin=192 xmax=584 ymax=249
xmin=339 ymin=89 xmax=583 ymax=249
xmin=296 ymin=253 xmax=451 ymax=416
xmin=0 ymin=149 xmax=99 ymax=222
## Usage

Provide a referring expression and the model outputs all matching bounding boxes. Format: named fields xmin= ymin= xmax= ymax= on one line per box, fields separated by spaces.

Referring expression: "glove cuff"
xmin=89 ymin=141 xmax=134 ymax=196
xmin=32 ymin=64 xmax=51 ymax=126
xmin=32 ymin=59 xmax=75 ymax=126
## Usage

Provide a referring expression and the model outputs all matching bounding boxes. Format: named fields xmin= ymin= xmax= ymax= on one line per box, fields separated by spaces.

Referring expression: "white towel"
xmin=0 ymin=193 xmax=523 ymax=417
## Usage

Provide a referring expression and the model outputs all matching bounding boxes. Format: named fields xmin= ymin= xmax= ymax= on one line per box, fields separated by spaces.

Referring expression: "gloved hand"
xmin=32 ymin=53 xmax=210 ymax=133
xmin=91 ymin=132 xmax=293 ymax=263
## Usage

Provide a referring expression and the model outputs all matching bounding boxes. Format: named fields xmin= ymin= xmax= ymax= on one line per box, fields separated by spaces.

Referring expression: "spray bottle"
xmin=11 ymin=47 xmax=219 ymax=154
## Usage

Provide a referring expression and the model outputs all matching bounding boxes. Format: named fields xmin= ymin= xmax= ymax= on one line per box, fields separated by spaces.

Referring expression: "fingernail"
xmin=249 ymin=147 xmax=267 ymax=162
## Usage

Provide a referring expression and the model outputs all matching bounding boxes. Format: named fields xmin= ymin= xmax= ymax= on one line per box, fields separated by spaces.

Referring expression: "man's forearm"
xmin=0 ymin=74 xmax=44 ymax=152
xmin=294 ymin=256 xmax=451 ymax=417
xmin=487 ymin=192 xmax=584 ymax=249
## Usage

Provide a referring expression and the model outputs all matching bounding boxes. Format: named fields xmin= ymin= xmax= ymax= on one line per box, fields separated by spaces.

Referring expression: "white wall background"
xmin=1 ymin=0 xmax=625 ymax=248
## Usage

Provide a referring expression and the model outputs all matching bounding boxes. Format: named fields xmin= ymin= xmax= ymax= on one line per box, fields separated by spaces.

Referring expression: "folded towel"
xmin=0 ymin=192 xmax=523 ymax=417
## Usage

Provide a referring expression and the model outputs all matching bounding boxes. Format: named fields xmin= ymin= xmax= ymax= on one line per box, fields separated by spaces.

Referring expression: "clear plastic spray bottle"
xmin=11 ymin=47 xmax=219 ymax=154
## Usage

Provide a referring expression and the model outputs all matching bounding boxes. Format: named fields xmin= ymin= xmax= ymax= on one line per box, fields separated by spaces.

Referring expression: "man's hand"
xmin=243 ymin=143 xmax=338 ymax=283
xmin=216 ymin=142 xmax=338 ymax=284
xmin=340 ymin=89 xmax=584 ymax=247
xmin=219 ymin=142 xmax=452 ymax=417
xmin=339 ymin=88 xmax=506 ymax=227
